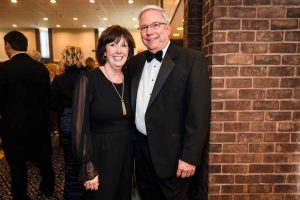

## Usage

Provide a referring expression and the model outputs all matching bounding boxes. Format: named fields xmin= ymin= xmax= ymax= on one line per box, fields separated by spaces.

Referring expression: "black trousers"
xmin=2 ymin=137 xmax=55 ymax=200
xmin=134 ymin=132 xmax=190 ymax=200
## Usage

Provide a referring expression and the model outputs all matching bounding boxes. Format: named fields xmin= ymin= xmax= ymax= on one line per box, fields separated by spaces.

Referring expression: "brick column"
xmin=203 ymin=0 xmax=300 ymax=199
xmin=183 ymin=0 xmax=202 ymax=50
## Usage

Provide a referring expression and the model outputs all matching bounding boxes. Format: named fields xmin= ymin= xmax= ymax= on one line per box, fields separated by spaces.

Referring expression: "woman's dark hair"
xmin=96 ymin=25 xmax=135 ymax=67
xmin=4 ymin=31 xmax=28 ymax=51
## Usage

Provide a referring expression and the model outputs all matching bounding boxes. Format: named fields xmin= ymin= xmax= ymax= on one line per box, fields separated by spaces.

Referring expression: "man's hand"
xmin=84 ymin=175 xmax=99 ymax=191
xmin=176 ymin=159 xmax=196 ymax=178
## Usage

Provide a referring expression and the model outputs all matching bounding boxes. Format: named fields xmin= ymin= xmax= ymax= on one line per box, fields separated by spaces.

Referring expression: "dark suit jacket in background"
xmin=130 ymin=42 xmax=211 ymax=179
xmin=0 ymin=53 xmax=52 ymax=159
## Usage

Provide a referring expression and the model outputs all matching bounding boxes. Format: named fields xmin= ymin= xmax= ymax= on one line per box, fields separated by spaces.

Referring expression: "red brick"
xmin=261 ymin=175 xmax=286 ymax=183
xmin=275 ymin=164 xmax=299 ymax=173
xmin=210 ymin=175 xmax=234 ymax=184
xmin=270 ymin=43 xmax=297 ymax=53
xmin=264 ymin=154 xmax=299 ymax=163
xmin=238 ymin=112 xmax=264 ymax=121
xmin=268 ymin=66 xmax=295 ymax=76
xmin=239 ymin=89 xmax=266 ymax=99
xmin=212 ymin=67 xmax=238 ymax=77
xmin=210 ymin=154 xmax=236 ymax=163
xmin=251 ymin=122 xmax=277 ymax=132
xmin=234 ymin=195 xmax=261 ymax=200
xmin=236 ymin=154 xmax=262 ymax=163
xmin=287 ymin=175 xmax=300 ymax=183
xmin=273 ymin=0 xmax=300 ymax=5
xmin=235 ymin=175 xmax=260 ymax=183
xmin=214 ymin=20 xmax=240 ymax=30
xmin=211 ymin=55 xmax=226 ymax=65
xmin=249 ymin=164 xmax=274 ymax=173
xmin=254 ymin=55 xmax=281 ymax=65
xmin=281 ymin=101 xmax=300 ymax=109
xmin=242 ymin=20 xmax=270 ymax=30
xmin=210 ymin=123 xmax=223 ymax=132
xmin=261 ymin=194 xmax=283 ymax=200
xmin=291 ymin=133 xmax=300 ymax=142
xmin=211 ymin=133 xmax=236 ymax=142
xmin=227 ymin=31 xmax=255 ymax=42
xmin=244 ymin=0 xmax=271 ymax=5
xmin=212 ymin=89 xmax=238 ymax=99
xmin=223 ymin=144 xmax=248 ymax=153
xmin=212 ymin=101 xmax=224 ymax=110
xmin=247 ymin=185 xmax=272 ymax=193
xmin=226 ymin=54 xmax=253 ymax=65
xmin=212 ymin=78 xmax=225 ymax=88
xmin=285 ymin=31 xmax=300 ymax=41
xmin=282 ymin=55 xmax=300 ymax=65
xmin=287 ymin=8 xmax=300 ymax=18
xmin=222 ymin=185 xmax=246 ymax=193
xmin=226 ymin=79 xmax=252 ymax=88
xmin=210 ymin=144 xmax=222 ymax=153
xmin=224 ymin=122 xmax=250 ymax=132
xmin=278 ymin=122 xmax=299 ymax=132
xmin=240 ymin=66 xmax=267 ymax=76
xmin=211 ymin=112 xmax=237 ymax=121
xmin=274 ymin=185 xmax=299 ymax=193
xmin=256 ymin=31 xmax=283 ymax=41
xmin=271 ymin=19 xmax=298 ymax=30
xmin=281 ymin=78 xmax=300 ymax=88
xmin=212 ymin=7 xmax=227 ymax=18
xmin=237 ymin=133 xmax=263 ymax=143
xmin=257 ymin=7 xmax=285 ymax=18
xmin=212 ymin=44 xmax=239 ymax=54
xmin=295 ymin=89 xmax=300 ymax=99
xmin=209 ymin=164 xmax=221 ymax=173
xmin=292 ymin=112 xmax=300 ymax=121
xmin=253 ymin=78 xmax=280 ymax=88
xmin=284 ymin=195 xmax=299 ymax=200
xmin=249 ymin=144 xmax=274 ymax=153
xmin=276 ymin=144 xmax=300 ymax=153
xmin=266 ymin=89 xmax=293 ymax=99
xmin=253 ymin=101 xmax=279 ymax=110
xmin=222 ymin=165 xmax=248 ymax=173
xmin=264 ymin=133 xmax=290 ymax=142
xmin=265 ymin=112 xmax=291 ymax=121
xmin=225 ymin=101 xmax=251 ymax=110
xmin=241 ymin=43 xmax=268 ymax=53
xmin=214 ymin=0 xmax=242 ymax=5
xmin=228 ymin=7 xmax=256 ymax=18
xmin=208 ymin=195 xmax=233 ymax=200
xmin=208 ymin=186 xmax=221 ymax=195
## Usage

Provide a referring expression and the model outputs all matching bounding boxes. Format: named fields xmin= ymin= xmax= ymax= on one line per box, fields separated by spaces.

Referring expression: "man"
xmin=0 ymin=31 xmax=55 ymax=200
xmin=129 ymin=5 xmax=211 ymax=200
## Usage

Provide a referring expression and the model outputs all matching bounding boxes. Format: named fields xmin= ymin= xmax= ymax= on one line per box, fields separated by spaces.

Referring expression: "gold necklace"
xmin=103 ymin=66 xmax=126 ymax=116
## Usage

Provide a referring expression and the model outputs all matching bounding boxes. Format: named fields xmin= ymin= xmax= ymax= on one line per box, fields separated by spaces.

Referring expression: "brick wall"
xmin=201 ymin=0 xmax=300 ymax=199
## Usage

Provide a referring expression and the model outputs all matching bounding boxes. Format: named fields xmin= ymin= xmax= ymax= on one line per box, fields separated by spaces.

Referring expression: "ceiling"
xmin=0 ymin=0 xmax=184 ymax=39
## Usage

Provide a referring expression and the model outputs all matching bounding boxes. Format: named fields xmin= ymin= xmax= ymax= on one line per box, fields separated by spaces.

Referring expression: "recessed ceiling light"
xmin=128 ymin=0 xmax=134 ymax=3
xmin=132 ymin=18 xmax=137 ymax=21
xmin=173 ymin=33 xmax=180 ymax=37
xmin=11 ymin=0 xmax=17 ymax=3
xmin=56 ymin=24 xmax=61 ymax=27
xmin=43 ymin=17 xmax=49 ymax=21
xmin=82 ymin=25 xmax=87 ymax=27
xmin=12 ymin=24 xmax=17 ymax=27
xmin=73 ymin=17 xmax=78 ymax=20
xmin=103 ymin=17 xmax=108 ymax=21
xmin=50 ymin=0 xmax=56 ymax=3
xmin=89 ymin=0 xmax=95 ymax=3
xmin=177 ymin=27 xmax=183 ymax=31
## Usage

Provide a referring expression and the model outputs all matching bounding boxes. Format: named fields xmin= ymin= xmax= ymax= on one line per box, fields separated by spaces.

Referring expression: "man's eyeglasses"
xmin=138 ymin=22 xmax=167 ymax=32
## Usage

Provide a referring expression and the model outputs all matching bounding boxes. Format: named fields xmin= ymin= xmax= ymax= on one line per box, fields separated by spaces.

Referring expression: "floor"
xmin=0 ymin=134 xmax=141 ymax=200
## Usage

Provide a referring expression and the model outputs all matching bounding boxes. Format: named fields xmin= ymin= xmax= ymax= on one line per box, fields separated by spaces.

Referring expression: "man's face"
xmin=139 ymin=9 xmax=171 ymax=54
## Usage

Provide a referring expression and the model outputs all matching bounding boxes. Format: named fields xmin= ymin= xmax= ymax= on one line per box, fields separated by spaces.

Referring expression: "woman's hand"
xmin=83 ymin=175 xmax=99 ymax=191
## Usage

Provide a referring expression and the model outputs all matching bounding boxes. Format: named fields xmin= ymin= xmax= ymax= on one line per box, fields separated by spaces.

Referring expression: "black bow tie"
xmin=146 ymin=50 xmax=163 ymax=62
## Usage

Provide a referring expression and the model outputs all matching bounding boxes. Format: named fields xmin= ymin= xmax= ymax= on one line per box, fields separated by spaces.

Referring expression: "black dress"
xmin=72 ymin=68 xmax=133 ymax=200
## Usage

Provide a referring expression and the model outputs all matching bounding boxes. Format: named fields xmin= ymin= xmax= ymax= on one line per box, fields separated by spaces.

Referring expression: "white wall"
xmin=0 ymin=29 xmax=37 ymax=62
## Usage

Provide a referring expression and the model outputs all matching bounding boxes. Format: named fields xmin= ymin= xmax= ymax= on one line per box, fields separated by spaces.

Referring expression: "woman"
xmin=72 ymin=25 xmax=135 ymax=200
xmin=50 ymin=46 xmax=87 ymax=200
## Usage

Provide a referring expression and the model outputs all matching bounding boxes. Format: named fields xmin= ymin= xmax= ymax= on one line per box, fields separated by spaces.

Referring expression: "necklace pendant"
xmin=121 ymin=99 xmax=127 ymax=116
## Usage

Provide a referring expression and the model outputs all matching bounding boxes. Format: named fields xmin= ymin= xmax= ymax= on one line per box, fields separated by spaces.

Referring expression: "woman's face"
xmin=104 ymin=36 xmax=129 ymax=71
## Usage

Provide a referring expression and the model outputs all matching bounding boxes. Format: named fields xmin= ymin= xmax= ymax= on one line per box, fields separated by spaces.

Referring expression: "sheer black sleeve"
xmin=72 ymin=72 xmax=98 ymax=182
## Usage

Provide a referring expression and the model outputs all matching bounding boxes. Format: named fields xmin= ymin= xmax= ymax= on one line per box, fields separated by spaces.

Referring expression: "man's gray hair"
xmin=138 ymin=5 xmax=170 ymax=24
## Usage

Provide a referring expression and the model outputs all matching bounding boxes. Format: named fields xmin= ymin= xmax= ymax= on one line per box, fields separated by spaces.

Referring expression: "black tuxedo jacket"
xmin=130 ymin=42 xmax=211 ymax=178
xmin=0 ymin=53 xmax=51 ymax=158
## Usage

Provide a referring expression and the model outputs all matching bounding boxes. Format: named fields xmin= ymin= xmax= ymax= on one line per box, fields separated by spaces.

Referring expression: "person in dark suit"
xmin=0 ymin=31 xmax=55 ymax=200
xmin=129 ymin=5 xmax=211 ymax=200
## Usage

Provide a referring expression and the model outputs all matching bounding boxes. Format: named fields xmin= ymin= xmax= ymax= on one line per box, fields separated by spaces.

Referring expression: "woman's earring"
xmin=103 ymin=54 xmax=106 ymax=60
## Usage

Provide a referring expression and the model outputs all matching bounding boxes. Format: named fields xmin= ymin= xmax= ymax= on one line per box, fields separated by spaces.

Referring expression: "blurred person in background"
xmin=28 ymin=49 xmax=42 ymax=62
xmin=50 ymin=46 xmax=87 ymax=200
xmin=85 ymin=57 xmax=96 ymax=70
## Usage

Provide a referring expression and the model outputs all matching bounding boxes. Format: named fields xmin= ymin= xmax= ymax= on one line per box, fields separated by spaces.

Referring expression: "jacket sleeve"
xmin=72 ymin=72 xmax=98 ymax=182
xmin=181 ymin=53 xmax=211 ymax=165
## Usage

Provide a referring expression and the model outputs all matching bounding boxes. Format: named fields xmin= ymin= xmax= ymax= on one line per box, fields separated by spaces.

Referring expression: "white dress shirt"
xmin=135 ymin=42 xmax=170 ymax=135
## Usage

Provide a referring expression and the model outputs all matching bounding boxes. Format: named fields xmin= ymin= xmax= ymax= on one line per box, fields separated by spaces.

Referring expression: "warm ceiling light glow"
xmin=132 ymin=18 xmax=137 ymax=21
xmin=128 ymin=0 xmax=134 ymax=3
xmin=39 ymin=27 xmax=48 ymax=31
xmin=12 ymin=24 xmax=17 ymax=27
xmin=89 ymin=0 xmax=95 ymax=3
xmin=11 ymin=0 xmax=17 ymax=3
xmin=177 ymin=27 xmax=183 ymax=31
xmin=134 ymin=24 xmax=139 ymax=28
xmin=56 ymin=24 xmax=61 ymax=27
xmin=50 ymin=0 xmax=56 ymax=3
xmin=73 ymin=17 xmax=78 ymax=20
xmin=103 ymin=17 xmax=108 ymax=21
xmin=82 ymin=24 xmax=87 ymax=27
xmin=173 ymin=33 xmax=180 ymax=37
xmin=43 ymin=17 xmax=49 ymax=20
